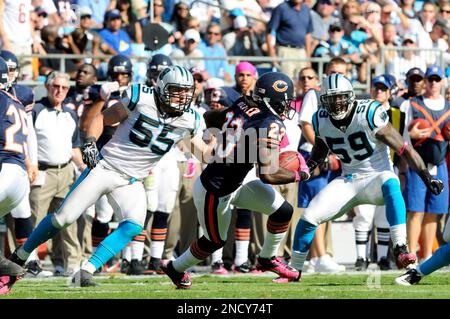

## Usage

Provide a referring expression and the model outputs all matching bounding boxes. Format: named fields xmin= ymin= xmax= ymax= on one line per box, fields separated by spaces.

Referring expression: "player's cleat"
xmin=72 ymin=269 xmax=99 ymax=287
xmin=0 ymin=255 xmax=26 ymax=276
xmin=211 ymin=261 xmax=228 ymax=275
xmin=233 ymin=260 xmax=260 ymax=274
xmin=377 ymin=257 xmax=391 ymax=271
xmin=127 ymin=259 xmax=145 ymax=275
xmin=8 ymin=249 xmax=26 ymax=267
xmin=272 ymin=270 xmax=302 ymax=284
xmin=354 ymin=258 xmax=368 ymax=271
xmin=160 ymin=260 xmax=192 ymax=289
xmin=120 ymin=259 xmax=130 ymax=274
xmin=395 ymin=268 xmax=422 ymax=286
xmin=256 ymin=256 xmax=299 ymax=280
xmin=0 ymin=275 xmax=21 ymax=295
xmin=24 ymin=261 xmax=53 ymax=278
xmin=393 ymin=244 xmax=417 ymax=269
xmin=144 ymin=257 xmax=164 ymax=275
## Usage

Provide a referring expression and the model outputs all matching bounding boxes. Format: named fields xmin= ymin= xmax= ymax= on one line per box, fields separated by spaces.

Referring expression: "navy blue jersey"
xmin=201 ymin=97 xmax=286 ymax=196
xmin=0 ymin=90 xmax=28 ymax=169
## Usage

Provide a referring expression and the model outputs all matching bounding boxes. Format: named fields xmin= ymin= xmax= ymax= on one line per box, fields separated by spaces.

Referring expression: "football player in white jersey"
xmin=9 ymin=65 xmax=214 ymax=287
xmin=290 ymin=74 xmax=444 ymax=282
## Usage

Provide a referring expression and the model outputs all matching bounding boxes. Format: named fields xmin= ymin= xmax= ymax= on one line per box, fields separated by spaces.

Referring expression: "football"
xmin=408 ymin=118 xmax=431 ymax=131
xmin=279 ymin=151 xmax=301 ymax=172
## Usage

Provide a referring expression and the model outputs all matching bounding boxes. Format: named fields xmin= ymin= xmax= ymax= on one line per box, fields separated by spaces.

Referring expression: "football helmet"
xmin=252 ymin=72 xmax=295 ymax=119
xmin=146 ymin=54 xmax=173 ymax=86
xmin=0 ymin=50 xmax=19 ymax=84
xmin=155 ymin=65 xmax=195 ymax=116
xmin=0 ymin=57 xmax=10 ymax=90
xmin=320 ymin=73 xmax=355 ymax=120
xmin=107 ymin=54 xmax=133 ymax=80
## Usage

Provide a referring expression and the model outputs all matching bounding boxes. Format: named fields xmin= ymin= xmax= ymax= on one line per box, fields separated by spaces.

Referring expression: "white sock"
xmin=211 ymin=248 xmax=223 ymax=264
xmin=173 ymin=248 xmax=202 ymax=273
xmin=17 ymin=246 xmax=31 ymax=261
xmin=131 ymin=241 xmax=145 ymax=260
xmin=390 ymin=224 xmax=407 ymax=247
xmin=259 ymin=232 xmax=285 ymax=258
xmin=291 ymin=250 xmax=308 ymax=271
xmin=122 ymin=245 xmax=131 ymax=262
xmin=150 ymin=241 xmax=165 ymax=259
xmin=81 ymin=261 xmax=97 ymax=274
xmin=355 ymin=230 xmax=369 ymax=259
xmin=234 ymin=240 xmax=249 ymax=266
xmin=377 ymin=228 xmax=390 ymax=261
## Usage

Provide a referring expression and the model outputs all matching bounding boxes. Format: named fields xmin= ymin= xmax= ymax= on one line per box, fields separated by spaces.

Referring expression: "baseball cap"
xmin=372 ymin=75 xmax=391 ymax=89
xmin=402 ymin=34 xmax=416 ymax=44
xmin=205 ymin=77 xmax=225 ymax=90
xmin=79 ymin=7 xmax=93 ymax=17
xmin=329 ymin=21 xmax=343 ymax=32
xmin=229 ymin=8 xmax=245 ymax=18
xmin=425 ymin=65 xmax=444 ymax=79
xmin=189 ymin=66 xmax=204 ymax=81
xmin=105 ymin=9 xmax=121 ymax=21
xmin=406 ymin=67 xmax=425 ymax=79
xmin=184 ymin=29 xmax=201 ymax=43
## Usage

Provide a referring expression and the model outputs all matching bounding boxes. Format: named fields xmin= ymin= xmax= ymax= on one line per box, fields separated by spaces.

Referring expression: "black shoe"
xmin=127 ymin=259 xmax=145 ymax=275
xmin=395 ymin=268 xmax=422 ymax=286
xmin=211 ymin=261 xmax=228 ymax=274
xmin=377 ymin=257 xmax=391 ymax=271
xmin=8 ymin=249 xmax=26 ymax=267
xmin=144 ymin=257 xmax=163 ymax=275
xmin=233 ymin=260 xmax=256 ymax=274
xmin=120 ymin=259 xmax=130 ymax=274
xmin=0 ymin=255 xmax=25 ymax=276
xmin=25 ymin=260 xmax=52 ymax=278
xmin=160 ymin=260 xmax=192 ymax=289
xmin=354 ymin=258 xmax=368 ymax=271
xmin=72 ymin=269 xmax=98 ymax=287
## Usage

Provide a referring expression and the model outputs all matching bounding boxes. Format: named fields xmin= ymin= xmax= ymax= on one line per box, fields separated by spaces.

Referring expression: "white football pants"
xmin=0 ymin=163 xmax=28 ymax=218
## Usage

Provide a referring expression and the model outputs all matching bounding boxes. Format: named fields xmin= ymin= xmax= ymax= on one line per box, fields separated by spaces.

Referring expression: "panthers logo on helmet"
xmin=272 ymin=80 xmax=288 ymax=93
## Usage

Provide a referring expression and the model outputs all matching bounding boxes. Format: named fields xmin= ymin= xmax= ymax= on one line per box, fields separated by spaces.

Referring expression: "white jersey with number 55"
xmin=101 ymin=83 xmax=202 ymax=179
xmin=312 ymin=99 xmax=393 ymax=176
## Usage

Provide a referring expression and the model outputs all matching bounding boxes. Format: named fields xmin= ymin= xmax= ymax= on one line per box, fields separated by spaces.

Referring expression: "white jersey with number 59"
xmin=312 ymin=99 xmax=393 ymax=176
xmin=101 ymin=83 xmax=202 ymax=179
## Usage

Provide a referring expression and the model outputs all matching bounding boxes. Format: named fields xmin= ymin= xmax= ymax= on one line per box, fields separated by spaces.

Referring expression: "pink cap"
xmin=235 ymin=61 xmax=257 ymax=78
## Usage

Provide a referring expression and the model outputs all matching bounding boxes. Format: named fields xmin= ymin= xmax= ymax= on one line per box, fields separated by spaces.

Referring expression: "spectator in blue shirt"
xmin=99 ymin=10 xmax=132 ymax=56
xmin=266 ymin=0 xmax=313 ymax=79
xmin=198 ymin=23 xmax=231 ymax=82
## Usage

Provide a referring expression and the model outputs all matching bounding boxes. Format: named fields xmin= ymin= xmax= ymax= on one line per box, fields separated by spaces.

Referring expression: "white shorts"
xmin=53 ymin=159 xmax=147 ymax=228
xmin=303 ymin=171 xmax=398 ymax=226
xmin=144 ymin=151 xmax=180 ymax=213
xmin=0 ymin=163 xmax=28 ymax=218
xmin=10 ymin=182 xmax=31 ymax=219
xmin=353 ymin=204 xmax=389 ymax=231
xmin=193 ymin=175 xmax=285 ymax=243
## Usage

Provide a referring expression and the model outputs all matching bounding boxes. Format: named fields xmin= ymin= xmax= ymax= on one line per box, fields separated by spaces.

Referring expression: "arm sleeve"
xmin=26 ymin=113 xmax=38 ymax=165
xmin=367 ymin=101 xmax=389 ymax=135
xmin=122 ymin=85 xmax=136 ymax=112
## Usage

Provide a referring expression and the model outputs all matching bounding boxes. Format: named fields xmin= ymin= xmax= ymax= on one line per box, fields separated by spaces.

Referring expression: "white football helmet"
xmin=320 ymin=73 xmax=355 ymax=120
xmin=155 ymin=65 xmax=195 ymax=115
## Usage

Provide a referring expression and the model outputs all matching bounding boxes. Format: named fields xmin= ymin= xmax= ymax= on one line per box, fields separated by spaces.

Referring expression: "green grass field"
xmin=3 ymin=271 xmax=450 ymax=299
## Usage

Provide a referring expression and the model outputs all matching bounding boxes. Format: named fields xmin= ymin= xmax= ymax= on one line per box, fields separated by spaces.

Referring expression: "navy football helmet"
xmin=0 ymin=57 xmax=10 ymax=90
xmin=252 ymin=72 xmax=295 ymax=119
xmin=0 ymin=50 xmax=19 ymax=84
xmin=146 ymin=54 xmax=173 ymax=86
xmin=107 ymin=54 xmax=133 ymax=80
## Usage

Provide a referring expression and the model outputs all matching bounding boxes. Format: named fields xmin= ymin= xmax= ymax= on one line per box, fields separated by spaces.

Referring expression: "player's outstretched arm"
xmin=376 ymin=123 xmax=444 ymax=195
xmin=306 ymin=137 xmax=329 ymax=179
xmin=188 ymin=134 xmax=216 ymax=164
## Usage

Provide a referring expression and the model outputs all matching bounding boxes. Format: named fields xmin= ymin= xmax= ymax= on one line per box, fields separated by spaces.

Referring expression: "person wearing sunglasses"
xmin=400 ymin=65 xmax=450 ymax=270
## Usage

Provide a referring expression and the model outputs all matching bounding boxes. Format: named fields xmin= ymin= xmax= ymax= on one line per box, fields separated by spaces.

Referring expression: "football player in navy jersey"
xmin=0 ymin=56 xmax=28 ymax=294
xmin=161 ymin=72 xmax=310 ymax=289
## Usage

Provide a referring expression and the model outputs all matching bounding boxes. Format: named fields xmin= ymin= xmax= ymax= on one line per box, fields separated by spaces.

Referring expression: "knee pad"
xmin=382 ymin=178 xmax=406 ymax=226
xmin=268 ymin=201 xmax=293 ymax=224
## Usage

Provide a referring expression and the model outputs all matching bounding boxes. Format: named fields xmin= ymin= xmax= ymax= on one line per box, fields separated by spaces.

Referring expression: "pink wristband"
xmin=398 ymin=141 xmax=408 ymax=156
xmin=294 ymin=170 xmax=301 ymax=182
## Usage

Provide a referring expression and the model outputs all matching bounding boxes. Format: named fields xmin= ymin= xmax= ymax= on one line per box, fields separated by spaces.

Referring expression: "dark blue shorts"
xmin=404 ymin=161 xmax=449 ymax=214
xmin=297 ymin=150 xmax=339 ymax=208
